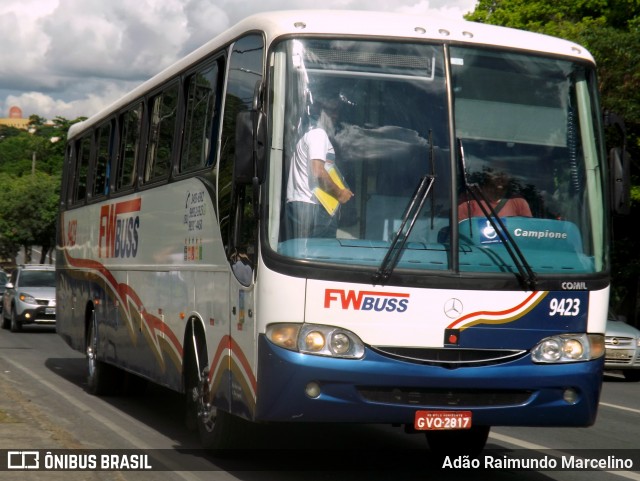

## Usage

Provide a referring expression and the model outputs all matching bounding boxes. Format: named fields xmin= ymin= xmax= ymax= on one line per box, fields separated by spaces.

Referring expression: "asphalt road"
xmin=0 ymin=324 xmax=639 ymax=481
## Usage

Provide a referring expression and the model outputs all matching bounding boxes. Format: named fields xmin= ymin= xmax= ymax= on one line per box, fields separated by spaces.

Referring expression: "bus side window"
xmin=63 ymin=144 xmax=74 ymax=207
xmin=92 ymin=121 xmax=112 ymax=198
xmin=73 ymin=135 xmax=91 ymax=205
xmin=115 ymin=102 xmax=143 ymax=192
xmin=144 ymin=83 xmax=179 ymax=183
xmin=181 ymin=59 xmax=222 ymax=172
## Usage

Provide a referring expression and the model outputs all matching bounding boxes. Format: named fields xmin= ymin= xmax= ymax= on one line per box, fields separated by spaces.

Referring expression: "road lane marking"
xmin=600 ymin=402 xmax=640 ymax=415
xmin=489 ymin=431 xmax=548 ymax=450
xmin=2 ymin=357 xmax=209 ymax=481
xmin=490 ymin=432 xmax=640 ymax=480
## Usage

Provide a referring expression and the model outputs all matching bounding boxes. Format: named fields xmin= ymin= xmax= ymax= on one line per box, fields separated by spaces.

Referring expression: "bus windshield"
xmin=266 ymin=38 xmax=606 ymax=278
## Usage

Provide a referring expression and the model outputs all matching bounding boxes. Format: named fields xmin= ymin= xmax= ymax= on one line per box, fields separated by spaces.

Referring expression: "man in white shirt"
xmin=285 ymin=93 xmax=354 ymax=239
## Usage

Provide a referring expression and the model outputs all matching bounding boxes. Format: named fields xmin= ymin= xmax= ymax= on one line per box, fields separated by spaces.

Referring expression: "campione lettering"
xmin=513 ymin=228 xmax=568 ymax=240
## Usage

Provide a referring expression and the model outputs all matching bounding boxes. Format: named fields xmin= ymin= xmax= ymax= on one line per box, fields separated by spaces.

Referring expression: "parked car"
xmin=2 ymin=265 xmax=56 ymax=332
xmin=604 ymin=315 xmax=640 ymax=382
xmin=0 ymin=269 xmax=8 ymax=314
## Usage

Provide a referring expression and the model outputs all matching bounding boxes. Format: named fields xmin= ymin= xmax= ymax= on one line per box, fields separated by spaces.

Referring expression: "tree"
xmin=0 ymin=115 xmax=83 ymax=266
xmin=0 ymin=173 xmax=60 ymax=265
xmin=466 ymin=0 xmax=640 ymax=321
xmin=467 ymin=0 xmax=639 ymax=25
xmin=0 ymin=125 xmax=24 ymax=140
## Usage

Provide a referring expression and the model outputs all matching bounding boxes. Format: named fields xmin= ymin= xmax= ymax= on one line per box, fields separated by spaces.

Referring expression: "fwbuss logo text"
xmin=324 ymin=289 xmax=410 ymax=312
xmin=99 ymin=199 xmax=141 ymax=258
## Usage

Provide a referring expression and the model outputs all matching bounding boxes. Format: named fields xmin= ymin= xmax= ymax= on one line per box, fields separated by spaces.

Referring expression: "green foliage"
xmin=466 ymin=0 xmax=636 ymax=30
xmin=0 ymin=116 xmax=83 ymax=264
xmin=0 ymin=133 xmax=35 ymax=175
xmin=0 ymin=172 xmax=59 ymax=245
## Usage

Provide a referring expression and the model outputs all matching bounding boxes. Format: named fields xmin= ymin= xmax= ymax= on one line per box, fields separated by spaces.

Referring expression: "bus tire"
xmin=184 ymin=328 xmax=238 ymax=450
xmin=86 ymin=310 xmax=119 ymax=395
xmin=425 ymin=425 xmax=490 ymax=457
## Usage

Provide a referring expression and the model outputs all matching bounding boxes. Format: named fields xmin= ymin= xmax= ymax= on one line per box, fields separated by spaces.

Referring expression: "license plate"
xmin=606 ymin=349 xmax=632 ymax=360
xmin=414 ymin=410 xmax=472 ymax=431
xmin=45 ymin=307 xmax=56 ymax=315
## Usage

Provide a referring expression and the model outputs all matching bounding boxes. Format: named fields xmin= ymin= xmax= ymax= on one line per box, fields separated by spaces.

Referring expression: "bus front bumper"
xmin=254 ymin=335 xmax=603 ymax=427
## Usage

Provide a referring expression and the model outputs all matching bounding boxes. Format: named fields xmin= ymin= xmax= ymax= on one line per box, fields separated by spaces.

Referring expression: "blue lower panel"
xmin=255 ymin=335 xmax=603 ymax=427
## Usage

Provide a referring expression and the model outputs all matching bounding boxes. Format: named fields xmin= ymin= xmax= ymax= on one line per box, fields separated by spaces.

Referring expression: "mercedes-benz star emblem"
xmin=444 ymin=298 xmax=463 ymax=319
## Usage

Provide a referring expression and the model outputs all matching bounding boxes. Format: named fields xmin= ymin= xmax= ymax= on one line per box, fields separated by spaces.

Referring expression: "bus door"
xmin=218 ymin=34 xmax=264 ymax=418
xmin=227 ymin=180 xmax=258 ymax=419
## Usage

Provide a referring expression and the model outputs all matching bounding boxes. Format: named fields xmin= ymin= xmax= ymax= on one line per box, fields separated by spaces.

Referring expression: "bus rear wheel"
xmin=86 ymin=311 xmax=119 ymax=395
xmin=425 ymin=425 xmax=490 ymax=457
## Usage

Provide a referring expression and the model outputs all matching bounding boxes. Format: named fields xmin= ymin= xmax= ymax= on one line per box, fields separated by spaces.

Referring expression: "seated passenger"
xmin=458 ymin=171 xmax=532 ymax=220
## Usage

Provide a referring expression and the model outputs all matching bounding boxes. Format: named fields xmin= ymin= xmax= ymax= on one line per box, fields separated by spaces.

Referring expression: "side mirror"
xmin=234 ymin=110 xmax=266 ymax=185
xmin=604 ymin=111 xmax=630 ymax=216
xmin=609 ymin=146 xmax=630 ymax=215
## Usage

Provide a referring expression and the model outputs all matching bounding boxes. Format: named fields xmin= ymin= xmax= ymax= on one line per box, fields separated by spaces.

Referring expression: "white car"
xmin=604 ymin=316 xmax=640 ymax=382
xmin=2 ymin=265 xmax=56 ymax=332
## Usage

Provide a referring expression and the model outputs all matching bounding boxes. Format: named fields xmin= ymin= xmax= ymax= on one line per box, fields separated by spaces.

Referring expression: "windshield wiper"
xmin=457 ymin=138 xmax=537 ymax=290
xmin=373 ymin=175 xmax=434 ymax=285
xmin=373 ymin=132 xmax=436 ymax=285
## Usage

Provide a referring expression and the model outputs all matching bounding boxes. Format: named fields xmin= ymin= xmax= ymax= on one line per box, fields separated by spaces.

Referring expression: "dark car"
xmin=2 ymin=265 xmax=56 ymax=332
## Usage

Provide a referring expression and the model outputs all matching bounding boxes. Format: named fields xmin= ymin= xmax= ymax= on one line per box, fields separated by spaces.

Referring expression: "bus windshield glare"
xmin=267 ymin=38 xmax=606 ymax=279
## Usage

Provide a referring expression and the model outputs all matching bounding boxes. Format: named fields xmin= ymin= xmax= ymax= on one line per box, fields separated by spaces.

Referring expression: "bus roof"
xmin=241 ymin=9 xmax=593 ymax=60
xmin=68 ymin=9 xmax=594 ymax=139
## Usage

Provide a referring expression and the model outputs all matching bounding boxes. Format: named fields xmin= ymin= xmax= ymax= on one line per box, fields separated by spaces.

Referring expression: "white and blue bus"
xmin=57 ymin=10 xmax=626 ymax=453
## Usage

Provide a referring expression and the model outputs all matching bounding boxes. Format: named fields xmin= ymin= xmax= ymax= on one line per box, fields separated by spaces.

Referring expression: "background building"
xmin=0 ymin=106 xmax=30 ymax=130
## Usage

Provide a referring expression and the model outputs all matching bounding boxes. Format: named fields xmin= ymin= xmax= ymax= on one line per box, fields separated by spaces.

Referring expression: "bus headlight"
xmin=304 ymin=330 xmax=326 ymax=352
xmin=531 ymin=333 xmax=604 ymax=363
xmin=330 ymin=332 xmax=352 ymax=355
xmin=268 ymin=324 xmax=299 ymax=349
xmin=266 ymin=323 xmax=365 ymax=359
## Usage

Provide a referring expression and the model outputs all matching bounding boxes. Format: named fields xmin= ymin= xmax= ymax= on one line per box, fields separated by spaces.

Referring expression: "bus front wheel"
xmin=184 ymin=329 xmax=239 ymax=450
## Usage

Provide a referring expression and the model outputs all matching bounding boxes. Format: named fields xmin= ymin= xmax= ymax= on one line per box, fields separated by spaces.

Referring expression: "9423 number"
xmin=548 ymin=297 xmax=580 ymax=317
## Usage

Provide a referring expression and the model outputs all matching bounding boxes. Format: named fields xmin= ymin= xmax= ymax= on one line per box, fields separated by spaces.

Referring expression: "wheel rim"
xmin=87 ymin=323 xmax=97 ymax=379
xmin=192 ymin=385 xmax=216 ymax=433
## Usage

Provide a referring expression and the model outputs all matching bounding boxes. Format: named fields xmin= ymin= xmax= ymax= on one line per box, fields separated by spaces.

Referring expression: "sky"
xmin=0 ymin=0 xmax=477 ymax=121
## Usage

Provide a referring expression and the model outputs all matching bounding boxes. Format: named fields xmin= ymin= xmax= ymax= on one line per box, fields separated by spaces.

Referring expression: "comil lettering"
xmin=99 ymin=199 xmax=142 ymax=258
xmin=324 ymin=289 xmax=410 ymax=312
